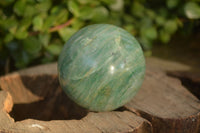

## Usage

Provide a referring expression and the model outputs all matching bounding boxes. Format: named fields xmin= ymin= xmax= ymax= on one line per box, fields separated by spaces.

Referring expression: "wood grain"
xmin=0 ymin=64 xmax=152 ymax=132
xmin=125 ymin=64 xmax=200 ymax=133
xmin=0 ymin=90 xmax=152 ymax=133
xmin=0 ymin=57 xmax=200 ymax=133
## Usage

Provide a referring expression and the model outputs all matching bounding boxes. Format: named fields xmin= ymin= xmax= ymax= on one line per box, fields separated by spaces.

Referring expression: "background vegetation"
xmin=0 ymin=0 xmax=200 ymax=74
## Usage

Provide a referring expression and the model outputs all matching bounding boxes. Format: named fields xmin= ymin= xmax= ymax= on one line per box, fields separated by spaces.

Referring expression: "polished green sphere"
xmin=58 ymin=24 xmax=145 ymax=111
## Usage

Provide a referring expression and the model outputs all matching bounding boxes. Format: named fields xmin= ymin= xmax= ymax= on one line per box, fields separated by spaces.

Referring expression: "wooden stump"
xmin=168 ymin=71 xmax=200 ymax=99
xmin=0 ymin=57 xmax=200 ymax=133
xmin=0 ymin=91 xmax=151 ymax=133
xmin=125 ymin=66 xmax=200 ymax=133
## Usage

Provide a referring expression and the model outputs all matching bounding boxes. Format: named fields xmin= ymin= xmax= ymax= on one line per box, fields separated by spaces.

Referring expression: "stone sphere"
xmin=58 ymin=24 xmax=145 ymax=111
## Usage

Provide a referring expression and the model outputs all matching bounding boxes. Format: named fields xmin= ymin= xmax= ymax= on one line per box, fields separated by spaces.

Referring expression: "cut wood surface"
xmin=125 ymin=66 xmax=200 ymax=133
xmin=0 ymin=91 xmax=151 ymax=133
xmin=0 ymin=57 xmax=200 ymax=133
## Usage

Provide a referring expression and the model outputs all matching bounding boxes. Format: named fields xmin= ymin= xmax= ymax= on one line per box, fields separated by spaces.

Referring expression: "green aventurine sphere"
xmin=58 ymin=24 xmax=145 ymax=111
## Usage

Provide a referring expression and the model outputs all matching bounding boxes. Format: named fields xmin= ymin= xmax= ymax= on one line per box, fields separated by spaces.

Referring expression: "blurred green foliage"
xmin=0 ymin=0 xmax=200 ymax=73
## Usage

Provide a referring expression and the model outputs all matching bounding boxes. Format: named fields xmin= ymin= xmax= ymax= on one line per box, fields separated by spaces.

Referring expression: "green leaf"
xmin=100 ymin=0 xmax=114 ymax=5
xmin=144 ymin=50 xmax=152 ymax=57
xmin=4 ymin=19 xmax=18 ymax=34
xmin=158 ymin=8 xmax=168 ymax=18
xmin=23 ymin=5 xmax=36 ymax=17
xmin=77 ymin=0 xmax=96 ymax=4
xmin=123 ymin=15 xmax=135 ymax=23
xmin=79 ymin=7 xmax=93 ymax=20
xmin=146 ymin=9 xmax=156 ymax=19
xmin=159 ymin=30 xmax=171 ymax=43
xmin=71 ymin=18 xmax=84 ymax=30
xmin=91 ymin=6 xmax=109 ymax=22
xmin=110 ymin=0 xmax=124 ymax=11
xmin=0 ymin=0 xmax=14 ymax=6
xmin=184 ymin=2 xmax=200 ymax=19
xmin=22 ymin=36 xmax=42 ymax=54
xmin=155 ymin=16 xmax=166 ymax=26
xmin=15 ymin=27 xmax=28 ymax=39
xmin=131 ymin=1 xmax=144 ymax=17
xmin=176 ymin=18 xmax=183 ymax=27
xmin=39 ymin=34 xmax=51 ymax=47
xmin=108 ymin=12 xmax=121 ymax=25
xmin=13 ymin=0 xmax=26 ymax=16
xmin=139 ymin=37 xmax=152 ymax=50
xmin=167 ymin=0 xmax=179 ymax=9
xmin=76 ymin=0 xmax=90 ymax=4
xmin=33 ymin=15 xmax=43 ymax=31
xmin=58 ymin=27 xmax=77 ymax=42
xmin=140 ymin=27 xmax=157 ymax=40
xmin=123 ymin=25 xmax=136 ymax=35
xmin=20 ymin=18 xmax=32 ymax=29
xmin=14 ymin=19 xmax=31 ymax=39
xmin=4 ymin=34 xmax=13 ymax=43
xmin=43 ymin=15 xmax=55 ymax=31
xmin=140 ymin=17 xmax=153 ymax=27
xmin=164 ymin=20 xmax=178 ymax=34
xmin=46 ymin=44 xmax=62 ymax=55
xmin=51 ymin=6 xmax=61 ymax=14
xmin=67 ymin=1 xmax=80 ymax=17
xmin=35 ymin=0 xmax=52 ymax=12
xmin=55 ymin=9 xmax=69 ymax=25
